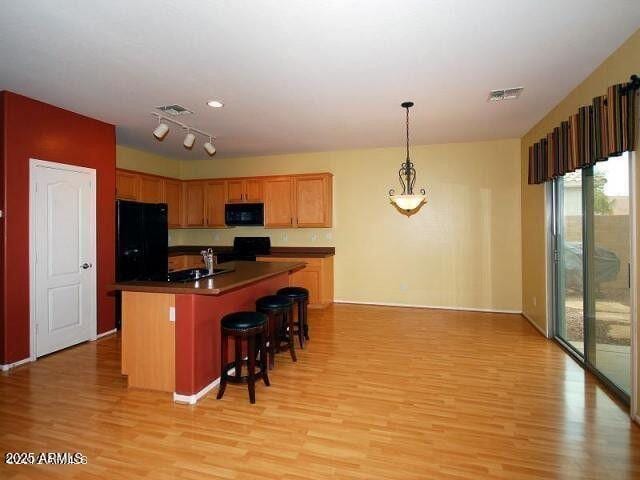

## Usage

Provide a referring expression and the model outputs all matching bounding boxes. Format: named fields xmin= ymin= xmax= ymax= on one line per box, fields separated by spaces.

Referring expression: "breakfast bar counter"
xmin=111 ymin=261 xmax=304 ymax=403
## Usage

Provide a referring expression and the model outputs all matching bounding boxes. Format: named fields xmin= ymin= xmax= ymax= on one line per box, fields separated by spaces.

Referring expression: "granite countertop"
xmin=111 ymin=260 xmax=304 ymax=295
xmin=168 ymin=245 xmax=335 ymax=258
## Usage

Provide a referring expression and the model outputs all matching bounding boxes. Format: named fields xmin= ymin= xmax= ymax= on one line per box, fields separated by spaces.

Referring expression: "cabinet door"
xmin=295 ymin=175 xmax=331 ymax=227
xmin=138 ymin=175 xmax=164 ymax=203
xmin=205 ymin=181 xmax=227 ymax=227
xmin=290 ymin=268 xmax=320 ymax=304
xmin=226 ymin=180 xmax=244 ymax=203
xmin=184 ymin=182 xmax=205 ymax=227
xmin=116 ymin=171 xmax=139 ymax=200
xmin=164 ymin=179 xmax=183 ymax=228
xmin=264 ymin=177 xmax=294 ymax=228
xmin=245 ymin=178 xmax=264 ymax=202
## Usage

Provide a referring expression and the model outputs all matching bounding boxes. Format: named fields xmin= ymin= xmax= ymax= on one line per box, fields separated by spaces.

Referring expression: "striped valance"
xmin=528 ymin=75 xmax=639 ymax=185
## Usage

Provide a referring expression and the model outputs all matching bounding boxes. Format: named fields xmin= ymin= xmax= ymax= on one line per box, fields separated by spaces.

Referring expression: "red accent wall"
xmin=174 ymin=273 xmax=289 ymax=396
xmin=1 ymin=91 xmax=116 ymax=364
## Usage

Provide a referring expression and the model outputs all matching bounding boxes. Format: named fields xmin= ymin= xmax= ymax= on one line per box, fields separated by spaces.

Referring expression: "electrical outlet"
xmin=213 ymin=233 xmax=220 ymax=242
xmin=281 ymin=232 xmax=288 ymax=242
xmin=310 ymin=233 xmax=318 ymax=242
xmin=400 ymin=283 xmax=409 ymax=292
xmin=325 ymin=232 xmax=333 ymax=240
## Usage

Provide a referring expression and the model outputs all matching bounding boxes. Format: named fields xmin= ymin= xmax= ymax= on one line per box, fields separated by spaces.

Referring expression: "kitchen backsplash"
xmin=169 ymin=227 xmax=336 ymax=247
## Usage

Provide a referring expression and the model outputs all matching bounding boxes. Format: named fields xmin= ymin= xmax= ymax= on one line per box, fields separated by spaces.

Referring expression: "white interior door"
xmin=31 ymin=160 xmax=96 ymax=358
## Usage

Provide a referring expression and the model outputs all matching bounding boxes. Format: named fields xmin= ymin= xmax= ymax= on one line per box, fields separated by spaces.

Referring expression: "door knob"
xmin=81 ymin=263 xmax=93 ymax=269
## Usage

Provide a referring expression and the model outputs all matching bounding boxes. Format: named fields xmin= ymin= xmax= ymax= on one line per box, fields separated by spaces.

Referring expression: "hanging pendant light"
xmin=388 ymin=101 xmax=427 ymax=213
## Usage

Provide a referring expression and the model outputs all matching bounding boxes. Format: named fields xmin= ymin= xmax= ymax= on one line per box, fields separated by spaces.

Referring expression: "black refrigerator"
xmin=116 ymin=200 xmax=168 ymax=282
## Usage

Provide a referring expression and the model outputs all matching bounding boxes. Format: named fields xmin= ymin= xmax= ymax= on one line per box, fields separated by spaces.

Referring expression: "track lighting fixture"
xmin=152 ymin=119 xmax=169 ymax=140
xmin=183 ymin=130 xmax=196 ymax=149
xmin=151 ymin=113 xmax=216 ymax=155
xmin=203 ymin=138 xmax=216 ymax=156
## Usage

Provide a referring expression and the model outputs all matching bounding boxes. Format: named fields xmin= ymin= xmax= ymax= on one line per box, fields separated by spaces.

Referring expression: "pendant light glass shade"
xmin=390 ymin=194 xmax=425 ymax=211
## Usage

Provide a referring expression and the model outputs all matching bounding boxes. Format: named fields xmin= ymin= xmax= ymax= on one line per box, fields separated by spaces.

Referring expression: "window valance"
xmin=528 ymin=75 xmax=639 ymax=185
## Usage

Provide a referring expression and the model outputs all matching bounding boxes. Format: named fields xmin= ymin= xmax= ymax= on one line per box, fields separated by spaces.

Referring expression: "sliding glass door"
xmin=553 ymin=152 xmax=631 ymax=399
xmin=555 ymin=171 xmax=585 ymax=356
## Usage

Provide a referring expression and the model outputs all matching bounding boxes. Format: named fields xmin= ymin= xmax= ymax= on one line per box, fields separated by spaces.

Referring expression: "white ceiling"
xmin=1 ymin=1 xmax=639 ymax=160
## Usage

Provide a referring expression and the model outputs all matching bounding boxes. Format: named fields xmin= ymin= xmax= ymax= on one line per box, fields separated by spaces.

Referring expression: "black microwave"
xmin=225 ymin=203 xmax=264 ymax=226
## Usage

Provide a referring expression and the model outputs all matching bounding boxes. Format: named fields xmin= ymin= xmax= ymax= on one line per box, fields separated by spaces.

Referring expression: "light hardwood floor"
xmin=1 ymin=304 xmax=640 ymax=479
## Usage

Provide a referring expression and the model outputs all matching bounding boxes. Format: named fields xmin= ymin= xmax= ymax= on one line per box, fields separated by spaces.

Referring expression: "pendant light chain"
xmin=406 ymin=105 xmax=410 ymax=162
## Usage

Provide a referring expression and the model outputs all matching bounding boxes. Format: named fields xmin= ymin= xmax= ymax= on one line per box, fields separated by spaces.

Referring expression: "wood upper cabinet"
xmin=264 ymin=176 xmax=294 ymax=228
xmin=138 ymin=175 xmax=163 ymax=203
xmin=244 ymin=179 xmax=264 ymax=202
xmin=294 ymin=174 xmax=332 ymax=227
xmin=116 ymin=170 xmax=140 ymax=200
xmin=164 ymin=179 xmax=183 ymax=228
xmin=226 ymin=180 xmax=244 ymax=203
xmin=226 ymin=178 xmax=264 ymax=203
xmin=183 ymin=181 xmax=206 ymax=227
xmin=116 ymin=169 xmax=332 ymax=229
xmin=205 ymin=180 xmax=226 ymax=228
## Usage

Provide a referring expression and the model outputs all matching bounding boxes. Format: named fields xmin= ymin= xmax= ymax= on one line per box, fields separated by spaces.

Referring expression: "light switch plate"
xmin=169 ymin=307 xmax=176 ymax=322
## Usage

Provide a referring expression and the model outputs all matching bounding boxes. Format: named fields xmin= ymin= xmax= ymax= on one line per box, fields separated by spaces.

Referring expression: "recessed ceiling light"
xmin=207 ymin=100 xmax=224 ymax=108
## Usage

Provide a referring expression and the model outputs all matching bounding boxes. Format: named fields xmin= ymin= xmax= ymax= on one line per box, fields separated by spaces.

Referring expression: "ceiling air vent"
xmin=155 ymin=104 xmax=193 ymax=116
xmin=487 ymin=87 xmax=524 ymax=102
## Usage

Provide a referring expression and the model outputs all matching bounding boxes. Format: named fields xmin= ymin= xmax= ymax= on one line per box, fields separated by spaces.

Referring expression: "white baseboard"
xmin=1 ymin=357 xmax=32 ymax=372
xmin=333 ymin=299 xmax=522 ymax=315
xmin=173 ymin=368 xmax=235 ymax=405
xmin=521 ymin=312 xmax=549 ymax=338
xmin=95 ymin=328 xmax=117 ymax=340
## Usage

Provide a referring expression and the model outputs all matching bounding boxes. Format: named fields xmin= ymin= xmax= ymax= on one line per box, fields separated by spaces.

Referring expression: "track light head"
xmin=153 ymin=121 xmax=169 ymax=140
xmin=204 ymin=139 xmax=216 ymax=156
xmin=183 ymin=130 xmax=196 ymax=149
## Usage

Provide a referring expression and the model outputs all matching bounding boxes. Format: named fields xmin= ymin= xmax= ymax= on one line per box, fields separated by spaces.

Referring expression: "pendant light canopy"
xmin=388 ymin=101 xmax=427 ymax=213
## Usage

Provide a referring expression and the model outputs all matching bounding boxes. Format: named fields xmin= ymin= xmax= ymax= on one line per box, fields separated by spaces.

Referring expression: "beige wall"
xmin=520 ymin=28 xmax=640 ymax=333
xmin=116 ymin=145 xmax=181 ymax=178
xmin=177 ymin=139 xmax=522 ymax=312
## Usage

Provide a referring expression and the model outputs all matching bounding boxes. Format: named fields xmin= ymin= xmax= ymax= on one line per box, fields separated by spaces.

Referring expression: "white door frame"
xmin=29 ymin=158 xmax=97 ymax=361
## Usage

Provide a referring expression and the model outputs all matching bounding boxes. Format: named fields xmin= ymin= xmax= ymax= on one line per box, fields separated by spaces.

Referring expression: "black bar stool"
xmin=216 ymin=311 xmax=269 ymax=404
xmin=256 ymin=294 xmax=296 ymax=369
xmin=277 ymin=286 xmax=310 ymax=348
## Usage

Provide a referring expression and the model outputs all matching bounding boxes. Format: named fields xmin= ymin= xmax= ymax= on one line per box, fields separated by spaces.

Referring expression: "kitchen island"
xmin=111 ymin=260 xmax=304 ymax=404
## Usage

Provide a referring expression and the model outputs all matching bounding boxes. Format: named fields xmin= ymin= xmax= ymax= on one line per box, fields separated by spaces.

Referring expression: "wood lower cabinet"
xmin=116 ymin=170 xmax=140 ymax=200
xmin=205 ymin=181 xmax=227 ymax=227
xmin=264 ymin=177 xmax=294 ymax=228
xmin=183 ymin=181 xmax=206 ymax=227
xmin=164 ymin=179 xmax=182 ymax=228
xmin=255 ymin=256 xmax=333 ymax=308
